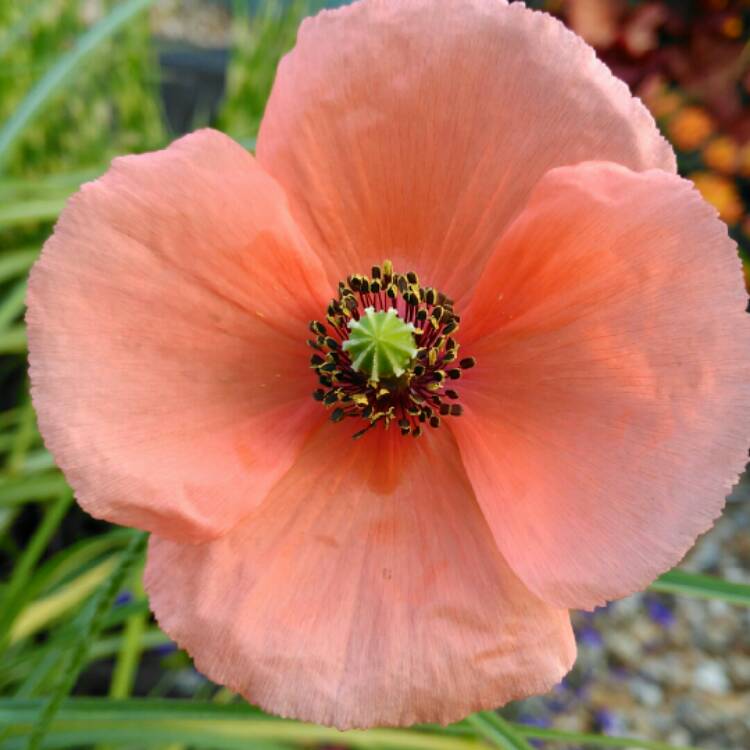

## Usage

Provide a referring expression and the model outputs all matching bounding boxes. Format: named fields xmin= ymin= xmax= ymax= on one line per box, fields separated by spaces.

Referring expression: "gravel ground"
xmin=514 ymin=472 xmax=750 ymax=749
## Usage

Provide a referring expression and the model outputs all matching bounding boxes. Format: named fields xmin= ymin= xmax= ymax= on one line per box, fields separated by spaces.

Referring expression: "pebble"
xmin=693 ymin=660 xmax=731 ymax=694
xmin=629 ymin=678 xmax=664 ymax=707
xmin=728 ymin=657 xmax=750 ymax=689
xmin=524 ymin=500 xmax=750 ymax=750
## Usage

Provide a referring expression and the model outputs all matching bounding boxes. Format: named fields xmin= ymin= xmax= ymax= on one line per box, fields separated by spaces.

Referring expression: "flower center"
xmin=309 ymin=260 xmax=475 ymax=439
xmin=342 ymin=307 xmax=417 ymax=381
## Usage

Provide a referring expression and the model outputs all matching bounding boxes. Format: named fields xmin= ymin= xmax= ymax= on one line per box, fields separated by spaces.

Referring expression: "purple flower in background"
xmin=577 ymin=624 xmax=604 ymax=647
xmin=645 ymin=595 xmax=676 ymax=627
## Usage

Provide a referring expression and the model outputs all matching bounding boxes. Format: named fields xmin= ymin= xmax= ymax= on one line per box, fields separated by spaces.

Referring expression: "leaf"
xmin=0 ymin=474 xmax=68 ymax=506
xmin=0 ymin=491 xmax=72 ymax=640
xmin=24 ymin=533 xmax=148 ymax=750
xmin=108 ymin=577 xmax=147 ymax=699
xmin=0 ymin=699 xmax=699 ymax=750
xmin=516 ymin=725 xmax=693 ymax=750
xmin=8 ymin=554 xmax=120 ymax=645
xmin=0 ymin=169 xmax=101 ymax=201
xmin=0 ymin=280 xmax=26 ymax=331
xmin=650 ymin=569 xmax=750 ymax=607
xmin=0 ymin=0 xmax=157 ymax=171
xmin=0 ymin=198 xmax=66 ymax=228
xmin=1 ymin=699 xmax=479 ymax=750
xmin=0 ymin=248 xmax=39 ymax=284
xmin=466 ymin=712 xmax=533 ymax=750
xmin=0 ymin=326 xmax=27 ymax=354
xmin=90 ymin=629 xmax=171 ymax=664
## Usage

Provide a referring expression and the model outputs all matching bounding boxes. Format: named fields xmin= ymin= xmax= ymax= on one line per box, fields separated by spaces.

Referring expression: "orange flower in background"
xmin=639 ymin=77 xmax=684 ymax=120
xmin=702 ymin=135 xmax=739 ymax=175
xmin=690 ymin=171 xmax=744 ymax=225
xmin=667 ymin=105 xmax=716 ymax=151
xmin=26 ymin=0 xmax=750 ymax=730
xmin=739 ymin=143 xmax=750 ymax=178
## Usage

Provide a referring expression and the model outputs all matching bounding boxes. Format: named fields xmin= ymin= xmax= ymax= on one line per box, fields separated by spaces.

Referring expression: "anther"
xmin=310 ymin=261 xmax=473 ymax=439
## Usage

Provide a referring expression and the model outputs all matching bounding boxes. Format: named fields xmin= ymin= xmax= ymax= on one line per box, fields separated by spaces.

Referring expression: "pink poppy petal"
xmin=27 ymin=129 xmax=331 ymax=543
xmin=145 ymin=422 xmax=575 ymax=729
xmin=453 ymin=161 xmax=750 ymax=611
xmin=257 ymin=0 xmax=674 ymax=306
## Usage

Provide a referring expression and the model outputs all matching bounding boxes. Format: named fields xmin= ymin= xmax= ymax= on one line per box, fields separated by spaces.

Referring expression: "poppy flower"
xmin=27 ymin=0 xmax=750 ymax=730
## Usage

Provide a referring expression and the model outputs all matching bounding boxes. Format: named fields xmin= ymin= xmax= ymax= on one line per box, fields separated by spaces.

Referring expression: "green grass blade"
xmin=466 ymin=712 xmax=533 ymax=750
xmin=31 ymin=529 xmax=133 ymax=597
xmin=9 ymin=552 xmax=120 ymax=645
xmin=17 ymin=449 xmax=55 ymax=475
xmin=0 ymin=326 xmax=27 ymax=354
xmin=0 ymin=279 xmax=26 ymax=330
xmin=101 ymin=598 xmax=151 ymax=628
xmin=108 ymin=579 xmax=147 ymax=699
xmin=25 ymin=532 xmax=148 ymax=750
xmin=0 ymin=699 xmax=700 ymax=750
xmin=0 ymin=168 xmax=101 ymax=201
xmin=0 ymin=700 xmax=480 ymax=750
xmin=0 ymin=248 xmax=39 ymax=284
xmin=3 ymin=734 xmax=291 ymax=750
xmin=0 ymin=0 xmax=156 ymax=172
xmin=5 ymin=395 xmax=38 ymax=475
xmin=90 ymin=629 xmax=170 ymax=664
xmin=0 ymin=490 xmax=72 ymax=637
xmin=0 ymin=198 xmax=67 ymax=228
xmin=650 ymin=568 xmax=750 ymax=607
xmin=0 ymin=474 xmax=68 ymax=506
xmin=516 ymin=725 xmax=693 ymax=750
xmin=13 ymin=649 xmax=61 ymax=699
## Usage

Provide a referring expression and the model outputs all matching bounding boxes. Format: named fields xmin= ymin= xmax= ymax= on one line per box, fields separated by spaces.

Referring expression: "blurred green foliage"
xmin=0 ymin=0 xmax=164 ymax=176
xmin=218 ymin=0 xmax=312 ymax=138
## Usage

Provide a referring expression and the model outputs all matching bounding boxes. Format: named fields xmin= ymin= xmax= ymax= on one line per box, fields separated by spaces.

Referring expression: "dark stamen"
xmin=308 ymin=260 xmax=474 ymax=439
